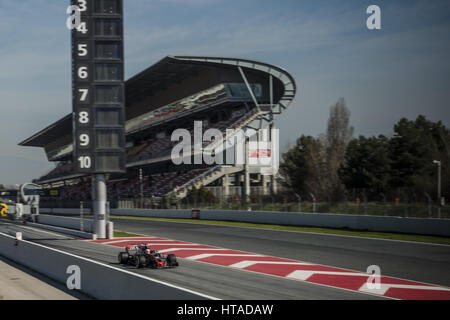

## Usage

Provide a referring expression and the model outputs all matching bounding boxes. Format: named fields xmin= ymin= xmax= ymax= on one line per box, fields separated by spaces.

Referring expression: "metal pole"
xmin=139 ymin=168 xmax=144 ymax=208
xmin=295 ymin=193 xmax=301 ymax=213
xmin=438 ymin=162 xmax=442 ymax=219
xmin=242 ymin=138 xmax=250 ymax=206
xmin=363 ymin=191 xmax=368 ymax=216
xmin=80 ymin=201 xmax=84 ymax=232
xmin=438 ymin=162 xmax=441 ymax=204
xmin=238 ymin=66 xmax=260 ymax=112
xmin=269 ymin=123 xmax=277 ymax=198
xmin=432 ymin=160 xmax=442 ymax=202
xmin=433 ymin=160 xmax=442 ymax=218
xmin=269 ymin=74 xmax=274 ymax=121
xmin=310 ymin=193 xmax=316 ymax=213
xmin=106 ymin=201 xmax=110 ymax=223
xmin=93 ymin=174 xmax=107 ymax=239
xmin=424 ymin=192 xmax=432 ymax=218
xmin=16 ymin=185 xmax=20 ymax=204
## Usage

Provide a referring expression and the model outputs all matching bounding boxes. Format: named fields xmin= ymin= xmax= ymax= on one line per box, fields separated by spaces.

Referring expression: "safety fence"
xmin=110 ymin=198 xmax=449 ymax=220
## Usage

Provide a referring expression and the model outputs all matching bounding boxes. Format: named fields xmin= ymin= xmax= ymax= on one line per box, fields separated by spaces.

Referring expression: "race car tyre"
xmin=118 ymin=252 xmax=129 ymax=264
xmin=148 ymin=258 xmax=158 ymax=269
xmin=167 ymin=254 xmax=178 ymax=266
xmin=135 ymin=255 xmax=146 ymax=268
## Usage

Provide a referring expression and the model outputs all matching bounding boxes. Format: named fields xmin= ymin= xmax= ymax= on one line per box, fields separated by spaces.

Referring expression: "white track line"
xmin=158 ymin=248 xmax=229 ymax=253
xmin=187 ymin=253 xmax=264 ymax=260
xmin=93 ymin=233 xmax=450 ymax=295
xmin=0 ymin=231 xmax=219 ymax=300
xmin=230 ymin=261 xmax=313 ymax=269
xmin=101 ymin=239 xmax=160 ymax=245
xmin=103 ymin=241 xmax=203 ymax=246
xmin=287 ymin=270 xmax=368 ymax=281
xmin=0 ymin=222 xmax=74 ymax=239
xmin=142 ymin=243 xmax=207 ymax=246
xmin=358 ymin=283 xmax=450 ymax=295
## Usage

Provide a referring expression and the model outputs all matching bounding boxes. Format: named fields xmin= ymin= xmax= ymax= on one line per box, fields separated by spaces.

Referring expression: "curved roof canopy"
xmin=19 ymin=55 xmax=297 ymax=148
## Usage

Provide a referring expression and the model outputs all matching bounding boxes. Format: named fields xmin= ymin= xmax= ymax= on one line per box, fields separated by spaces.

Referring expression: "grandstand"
xmin=19 ymin=56 xmax=297 ymax=207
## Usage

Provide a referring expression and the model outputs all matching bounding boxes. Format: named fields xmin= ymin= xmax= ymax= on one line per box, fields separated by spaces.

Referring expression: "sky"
xmin=0 ymin=0 xmax=449 ymax=185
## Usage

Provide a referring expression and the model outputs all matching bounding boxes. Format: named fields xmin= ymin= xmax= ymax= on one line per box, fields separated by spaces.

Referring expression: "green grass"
xmin=112 ymin=215 xmax=450 ymax=245
xmin=113 ymin=230 xmax=141 ymax=238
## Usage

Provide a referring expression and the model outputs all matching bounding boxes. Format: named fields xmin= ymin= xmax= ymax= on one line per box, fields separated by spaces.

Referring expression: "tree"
xmin=326 ymin=98 xmax=354 ymax=148
xmin=188 ymin=185 xmax=199 ymax=204
xmin=340 ymin=115 xmax=450 ymax=202
xmin=279 ymin=135 xmax=328 ymax=200
xmin=388 ymin=115 xmax=450 ymax=201
xmin=187 ymin=185 xmax=218 ymax=205
xmin=198 ymin=185 xmax=218 ymax=204
xmin=282 ymin=109 xmax=449 ymax=203
xmin=280 ymin=98 xmax=354 ymax=201
xmin=339 ymin=135 xmax=391 ymax=198
xmin=325 ymin=98 xmax=354 ymax=201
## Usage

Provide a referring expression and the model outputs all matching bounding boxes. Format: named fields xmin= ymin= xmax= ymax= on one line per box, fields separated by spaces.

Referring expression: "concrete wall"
xmin=0 ymin=232 xmax=211 ymax=300
xmin=112 ymin=208 xmax=193 ymax=219
xmin=37 ymin=214 xmax=94 ymax=233
xmin=27 ymin=222 xmax=95 ymax=239
xmin=198 ymin=210 xmax=450 ymax=237
xmin=41 ymin=208 xmax=87 ymax=216
xmin=40 ymin=208 xmax=450 ymax=237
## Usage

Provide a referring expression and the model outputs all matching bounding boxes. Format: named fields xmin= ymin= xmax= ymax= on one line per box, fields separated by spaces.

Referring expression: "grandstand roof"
xmin=19 ymin=55 xmax=297 ymax=148
xmin=19 ymin=114 xmax=72 ymax=147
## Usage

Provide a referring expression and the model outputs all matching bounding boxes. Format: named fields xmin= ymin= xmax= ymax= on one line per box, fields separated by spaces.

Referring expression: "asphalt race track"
xmin=1 ymin=217 xmax=450 ymax=299
xmin=111 ymin=218 xmax=450 ymax=288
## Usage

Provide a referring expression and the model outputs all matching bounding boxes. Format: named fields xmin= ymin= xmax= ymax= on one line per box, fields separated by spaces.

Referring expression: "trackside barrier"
xmin=0 ymin=232 xmax=212 ymax=300
xmin=199 ymin=210 xmax=450 ymax=237
xmin=45 ymin=208 xmax=89 ymax=216
xmin=24 ymin=215 xmax=108 ymax=239
xmin=26 ymin=222 xmax=95 ymax=239
xmin=40 ymin=208 xmax=192 ymax=218
xmin=191 ymin=209 xmax=201 ymax=220
xmin=39 ymin=208 xmax=450 ymax=237
xmin=37 ymin=215 xmax=95 ymax=233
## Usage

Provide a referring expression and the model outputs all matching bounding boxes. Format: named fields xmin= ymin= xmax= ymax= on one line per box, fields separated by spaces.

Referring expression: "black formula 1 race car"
xmin=118 ymin=244 xmax=179 ymax=269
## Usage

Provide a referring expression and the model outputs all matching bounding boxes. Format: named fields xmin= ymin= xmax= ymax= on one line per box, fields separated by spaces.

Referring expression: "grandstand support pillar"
xmin=269 ymin=74 xmax=274 ymax=122
xmin=92 ymin=174 xmax=107 ymax=239
xmin=262 ymin=174 xmax=269 ymax=196
xmin=242 ymin=138 xmax=250 ymax=204
xmin=270 ymin=175 xmax=278 ymax=197
xmin=269 ymin=123 xmax=278 ymax=197
xmin=222 ymin=174 xmax=230 ymax=199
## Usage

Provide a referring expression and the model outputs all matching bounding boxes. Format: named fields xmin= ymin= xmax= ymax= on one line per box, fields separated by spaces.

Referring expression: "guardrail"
xmin=0 ymin=231 xmax=213 ymax=300
xmin=26 ymin=221 xmax=95 ymax=239
xmin=37 ymin=214 xmax=94 ymax=233
xmin=40 ymin=208 xmax=450 ymax=237
xmin=30 ymin=214 xmax=114 ymax=239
